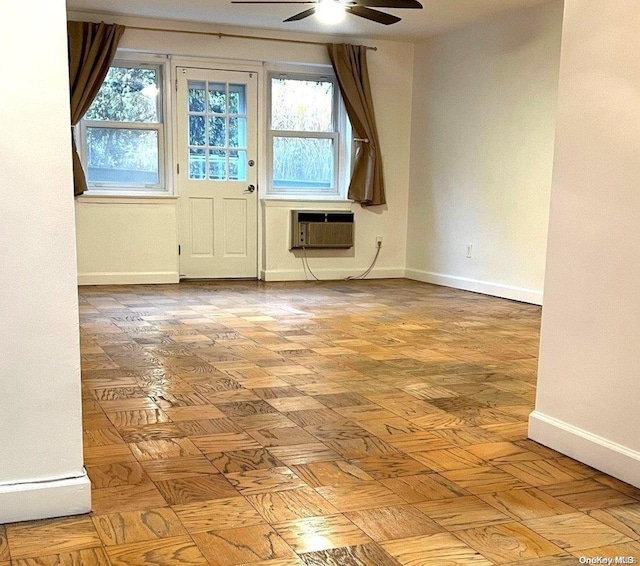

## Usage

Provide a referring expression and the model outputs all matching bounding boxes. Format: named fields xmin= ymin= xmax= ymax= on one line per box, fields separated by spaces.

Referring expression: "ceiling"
xmin=67 ymin=0 xmax=553 ymax=41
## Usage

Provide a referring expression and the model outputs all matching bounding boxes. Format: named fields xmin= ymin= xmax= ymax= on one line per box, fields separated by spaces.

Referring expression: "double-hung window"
xmin=268 ymin=71 xmax=350 ymax=198
xmin=79 ymin=59 xmax=168 ymax=193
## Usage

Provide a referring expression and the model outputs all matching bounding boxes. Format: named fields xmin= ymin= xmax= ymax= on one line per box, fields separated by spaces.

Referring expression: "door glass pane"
xmin=209 ymin=149 xmax=226 ymax=180
xmin=229 ymin=84 xmax=246 ymax=114
xmin=272 ymin=136 xmax=333 ymax=189
xmin=209 ymin=117 xmax=226 ymax=147
xmin=188 ymin=81 xmax=206 ymax=112
xmin=189 ymin=148 xmax=206 ymax=180
xmin=229 ymin=118 xmax=246 ymax=148
xmin=86 ymin=127 xmax=159 ymax=184
xmin=189 ymin=115 xmax=205 ymax=146
xmin=229 ymin=150 xmax=247 ymax=181
xmin=208 ymin=83 xmax=226 ymax=113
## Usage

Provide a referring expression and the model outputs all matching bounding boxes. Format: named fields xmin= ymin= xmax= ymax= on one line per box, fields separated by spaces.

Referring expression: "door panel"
xmin=177 ymin=67 xmax=258 ymax=278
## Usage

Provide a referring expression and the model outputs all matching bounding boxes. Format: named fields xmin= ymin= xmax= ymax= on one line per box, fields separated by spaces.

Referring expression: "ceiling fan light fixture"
xmin=315 ymin=0 xmax=345 ymax=24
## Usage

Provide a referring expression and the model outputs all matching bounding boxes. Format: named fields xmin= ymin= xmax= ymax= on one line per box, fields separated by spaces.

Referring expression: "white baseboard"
xmin=78 ymin=271 xmax=180 ymax=285
xmin=261 ymin=267 xmax=405 ymax=282
xmin=529 ymin=411 xmax=640 ymax=488
xmin=404 ymin=268 xmax=543 ymax=305
xmin=0 ymin=471 xmax=91 ymax=524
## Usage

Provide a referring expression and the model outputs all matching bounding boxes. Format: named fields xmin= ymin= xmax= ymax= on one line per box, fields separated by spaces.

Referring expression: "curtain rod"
xmin=127 ymin=25 xmax=377 ymax=51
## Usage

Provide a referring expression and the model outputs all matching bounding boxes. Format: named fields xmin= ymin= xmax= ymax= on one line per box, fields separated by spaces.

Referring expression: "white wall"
xmin=72 ymin=13 xmax=414 ymax=283
xmin=0 ymin=1 xmax=90 ymax=522
xmin=405 ymin=1 xmax=563 ymax=304
xmin=530 ymin=0 xmax=640 ymax=488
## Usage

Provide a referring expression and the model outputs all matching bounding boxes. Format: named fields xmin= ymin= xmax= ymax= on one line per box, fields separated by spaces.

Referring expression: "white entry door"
xmin=177 ymin=67 xmax=258 ymax=278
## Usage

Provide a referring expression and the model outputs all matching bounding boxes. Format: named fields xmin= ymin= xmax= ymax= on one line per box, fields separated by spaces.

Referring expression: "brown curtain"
xmin=327 ymin=43 xmax=385 ymax=207
xmin=68 ymin=21 xmax=125 ymax=196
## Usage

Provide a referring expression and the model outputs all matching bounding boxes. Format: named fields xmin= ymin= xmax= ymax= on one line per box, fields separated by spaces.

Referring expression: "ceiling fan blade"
xmin=346 ymin=5 xmax=400 ymax=24
xmin=284 ymin=7 xmax=317 ymax=21
xmin=351 ymin=0 xmax=422 ymax=8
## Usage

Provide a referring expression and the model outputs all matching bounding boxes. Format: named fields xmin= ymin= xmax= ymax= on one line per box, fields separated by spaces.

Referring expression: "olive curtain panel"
xmin=67 ymin=21 xmax=125 ymax=196
xmin=327 ymin=43 xmax=386 ymax=206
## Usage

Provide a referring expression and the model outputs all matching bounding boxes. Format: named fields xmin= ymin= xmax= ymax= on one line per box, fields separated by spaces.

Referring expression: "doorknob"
xmin=245 ymin=185 xmax=256 ymax=193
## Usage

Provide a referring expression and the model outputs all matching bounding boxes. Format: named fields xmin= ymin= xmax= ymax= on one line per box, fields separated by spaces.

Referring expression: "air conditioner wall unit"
xmin=290 ymin=210 xmax=354 ymax=249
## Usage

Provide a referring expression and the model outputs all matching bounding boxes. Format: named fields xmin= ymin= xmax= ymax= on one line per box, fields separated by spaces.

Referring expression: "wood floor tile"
xmin=416 ymin=495 xmax=512 ymax=531
xmin=323 ymin=437 xmax=400 ymax=459
xmin=129 ymin=438 xmax=202 ymax=461
xmin=268 ymin=443 xmax=341 ymax=466
xmin=7 ymin=518 xmax=101 ymax=559
xmin=92 ymin=507 xmax=186 ymax=545
xmin=107 ymin=409 xmax=171 ymax=427
xmin=589 ymin=502 xmax=640 ymax=539
xmin=455 ymin=522 xmax=564 ymax=564
xmin=441 ymin=466 xmax=529 ymax=494
xmin=345 ymin=505 xmax=441 ymax=542
xmin=234 ymin=413 xmax=297 ymax=430
xmin=192 ymin=524 xmax=296 ymax=566
xmin=248 ymin=426 xmax=318 ymax=447
xmin=466 ymin=441 xmax=544 ymax=464
xmin=87 ymin=461 xmax=147 ymax=488
xmin=141 ymin=455 xmax=219 ymax=481
xmin=11 ymin=547 xmax=110 ymax=565
xmin=479 ymin=488 xmax=577 ymax=520
xmin=0 ymin=525 xmax=9 ymax=562
xmin=247 ymin=487 xmax=338 ymax=523
xmin=498 ymin=460 xmax=584 ymax=486
xmin=358 ymin=417 xmax=425 ymax=438
xmin=299 ymin=542 xmax=402 ymax=566
xmin=381 ymin=532 xmax=493 ymax=565
xmin=163 ymin=405 xmax=227 ymax=421
xmin=225 ymin=467 xmax=307 ymax=495
xmin=91 ymin=482 xmax=168 ymax=514
xmin=175 ymin=418 xmax=242 ymax=436
xmin=382 ymin=473 xmax=469 ymax=503
xmin=106 ymin=535 xmax=209 ymax=565
xmin=274 ymin=514 xmax=371 ymax=553
xmin=524 ymin=513 xmax=632 ymax=552
xmin=292 ymin=460 xmax=373 ymax=487
xmin=208 ymin=448 xmax=284 ymax=473
xmin=155 ymin=474 xmax=240 ymax=504
xmin=353 ymin=454 xmax=431 ymax=479
xmin=192 ymin=432 xmax=263 ymax=453
xmin=84 ymin=443 xmax=136 ymax=466
xmin=540 ymin=479 xmax=637 ymax=511
xmin=315 ymin=482 xmax=406 ymax=512
xmin=173 ymin=496 xmax=265 ymax=533
xmin=410 ymin=448 xmax=486 ymax=471
xmin=265 ymin=396 xmax=327 ymax=412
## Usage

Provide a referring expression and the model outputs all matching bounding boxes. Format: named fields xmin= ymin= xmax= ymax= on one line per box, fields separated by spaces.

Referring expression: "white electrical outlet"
xmin=376 ymin=236 xmax=383 ymax=246
xmin=466 ymin=243 xmax=473 ymax=258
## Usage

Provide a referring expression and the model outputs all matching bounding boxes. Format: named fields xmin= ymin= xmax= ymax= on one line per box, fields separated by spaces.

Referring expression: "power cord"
xmin=301 ymin=240 xmax=382 ymax=282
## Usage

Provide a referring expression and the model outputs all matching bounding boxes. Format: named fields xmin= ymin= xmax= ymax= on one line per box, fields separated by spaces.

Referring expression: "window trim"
xmin=266 ymin=69 xmax=351 ymax=199
xmin=78 ymin=56 xmax=173 ymax=196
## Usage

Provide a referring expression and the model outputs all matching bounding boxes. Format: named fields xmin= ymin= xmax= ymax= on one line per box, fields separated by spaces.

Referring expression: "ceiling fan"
xmin=230 ymin=0 xmax=423 ymax=25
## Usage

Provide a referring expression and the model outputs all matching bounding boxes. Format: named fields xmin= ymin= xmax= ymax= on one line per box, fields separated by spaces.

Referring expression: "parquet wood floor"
xmin=3 ymin=279 xmax=640 ymax=565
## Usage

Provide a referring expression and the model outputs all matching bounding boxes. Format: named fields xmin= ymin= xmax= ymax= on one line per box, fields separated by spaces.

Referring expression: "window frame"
xmin=78 ymin=56 xmax=172 ymax=195
xmin=266 ymin=69 xmax=351 ymax=199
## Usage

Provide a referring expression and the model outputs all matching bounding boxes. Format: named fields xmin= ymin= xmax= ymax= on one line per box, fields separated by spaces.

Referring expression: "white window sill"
xmin=262 ymin=196 xmax=353 ymax=207
xmin=76 ymin=192 xmax=178 ymax=205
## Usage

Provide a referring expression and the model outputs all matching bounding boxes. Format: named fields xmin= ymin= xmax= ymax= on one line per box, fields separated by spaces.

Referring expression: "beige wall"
xmin=530 ymin=0 xmax=640 ymax=487
xmin=0 ymin=0 xmax=90 ymax=522
xmin=72 ymin=13 xmax=413 ymax=283
xmin=405 ymin=1 xmax=563 ymax=304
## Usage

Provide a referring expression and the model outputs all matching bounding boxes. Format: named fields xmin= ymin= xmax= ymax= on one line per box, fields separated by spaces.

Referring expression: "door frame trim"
xmin=171 ymin=57 xmax=264 ymax=279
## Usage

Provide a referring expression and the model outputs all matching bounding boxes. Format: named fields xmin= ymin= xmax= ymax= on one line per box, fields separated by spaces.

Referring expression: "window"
xmin=268 ymin=72 xmax=350 ymax=198
xmin=79 ymin=60 xmax=168 ymax=193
